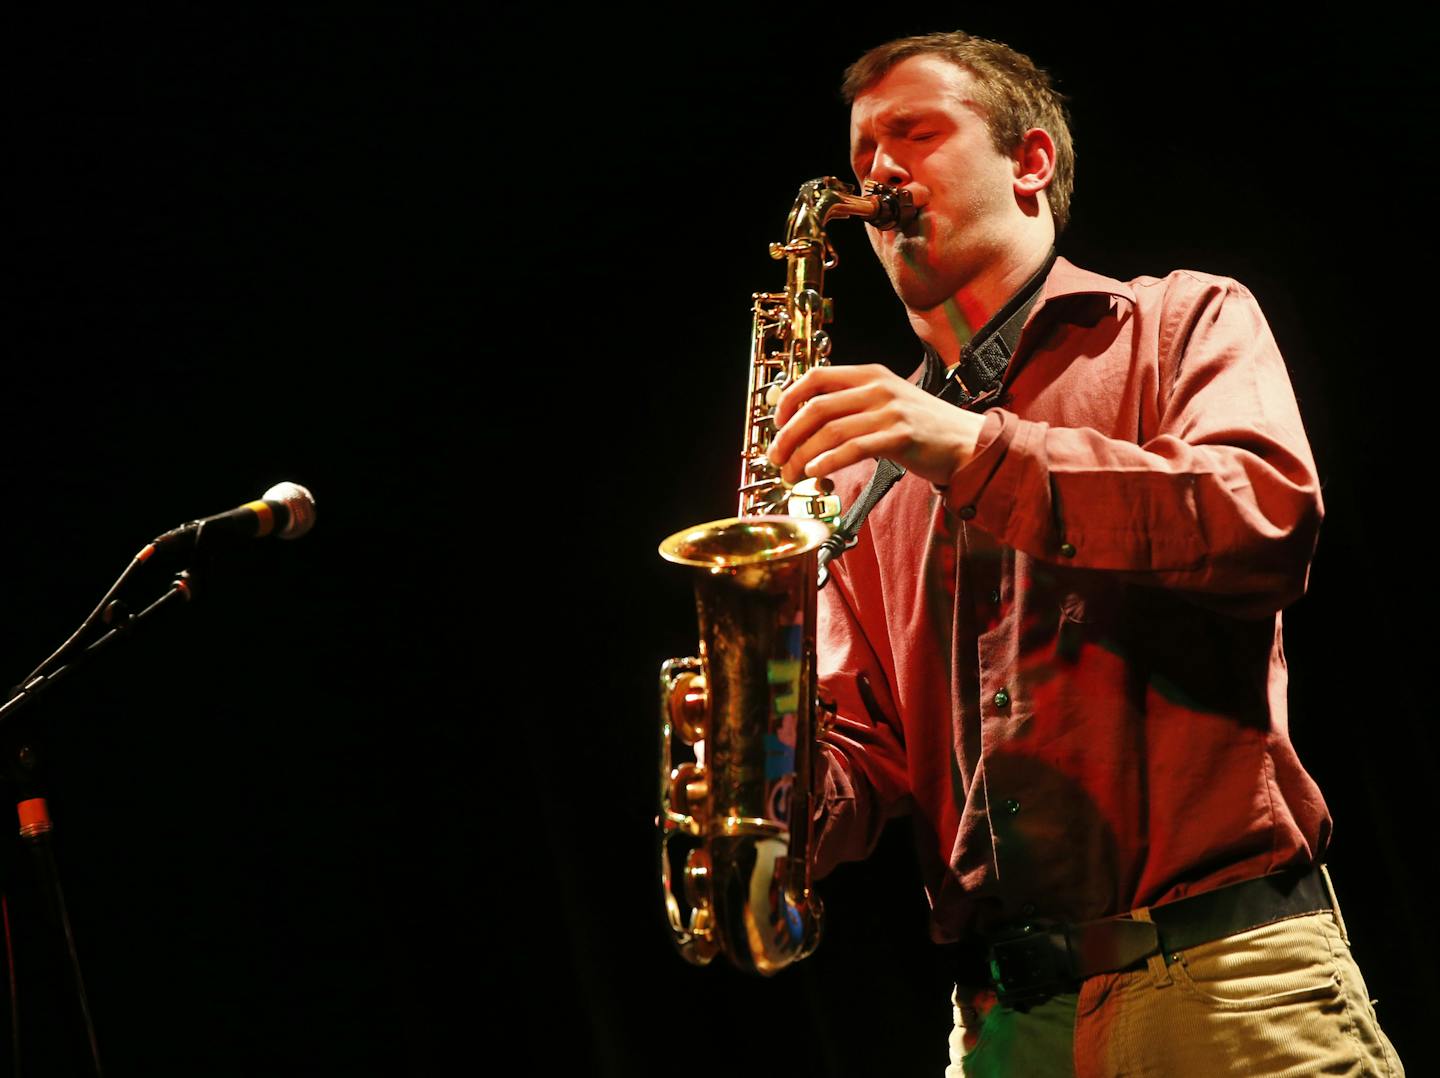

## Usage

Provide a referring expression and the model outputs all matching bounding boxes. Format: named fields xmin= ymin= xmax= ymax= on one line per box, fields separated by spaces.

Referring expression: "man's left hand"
xmin=768 ymin=364 xmax=986 ymax=488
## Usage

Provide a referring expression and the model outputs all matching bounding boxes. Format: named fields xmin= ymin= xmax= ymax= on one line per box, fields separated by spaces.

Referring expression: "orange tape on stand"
xmin=17 ymin=797 xmax=53 ymax=838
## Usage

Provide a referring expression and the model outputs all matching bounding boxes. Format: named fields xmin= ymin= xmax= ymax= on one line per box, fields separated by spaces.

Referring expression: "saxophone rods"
xmin=656 ymin=178 xmax=914 ymax=975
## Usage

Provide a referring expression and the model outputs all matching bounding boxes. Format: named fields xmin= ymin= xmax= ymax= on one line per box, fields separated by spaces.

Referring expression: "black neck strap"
xmin=817 ymin=252 xmax=1056 ymax=587
xmin=924 ymin=249 xmax=1056 ymax=410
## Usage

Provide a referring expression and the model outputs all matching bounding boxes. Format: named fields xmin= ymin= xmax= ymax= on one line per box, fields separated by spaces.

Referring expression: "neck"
xmin=907 ymin=237 xmax=1053 ymax=367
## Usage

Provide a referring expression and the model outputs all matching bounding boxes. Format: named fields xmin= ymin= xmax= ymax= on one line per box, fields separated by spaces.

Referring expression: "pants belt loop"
xmin=1319 ymin=864 xmax=1350 ymax=946
xmin=1129 ymin=905 xmax=1172 ymax=986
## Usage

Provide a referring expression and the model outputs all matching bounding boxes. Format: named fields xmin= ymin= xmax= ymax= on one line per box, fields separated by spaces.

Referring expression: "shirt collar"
xmin=1036 ymin=255 xmax=1136 ymax=313
xmin=918 ymin=255 xmax=1134 ymax=394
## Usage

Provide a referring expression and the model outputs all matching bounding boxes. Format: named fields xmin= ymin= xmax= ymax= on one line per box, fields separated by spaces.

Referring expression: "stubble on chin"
xmin=886 ymin=247 xmax=952 ymax=313
xmin=872 ymin=221 xmax=960 ymax=312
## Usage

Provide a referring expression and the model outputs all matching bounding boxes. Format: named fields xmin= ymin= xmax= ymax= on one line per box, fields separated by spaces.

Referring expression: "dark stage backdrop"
xmin=13 ymin=8 xmax=1437 ymax=1077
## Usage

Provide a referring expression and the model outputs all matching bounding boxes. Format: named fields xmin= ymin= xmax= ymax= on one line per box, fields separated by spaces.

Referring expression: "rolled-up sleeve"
xmin=941 ymin=276 xmax=1322 ymax=618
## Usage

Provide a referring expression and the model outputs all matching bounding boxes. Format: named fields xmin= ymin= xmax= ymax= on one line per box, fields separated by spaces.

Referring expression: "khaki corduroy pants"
xmin=947 ymin=906 xmax=1404 ymax=1077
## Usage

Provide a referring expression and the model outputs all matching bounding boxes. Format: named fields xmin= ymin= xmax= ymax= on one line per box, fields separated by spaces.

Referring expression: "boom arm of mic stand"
xmin=0 ymin=571 xmax=195 ymax=732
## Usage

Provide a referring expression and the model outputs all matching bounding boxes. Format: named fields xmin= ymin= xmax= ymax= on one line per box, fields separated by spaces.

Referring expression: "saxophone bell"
xmin=658 ymin=517 xmax=831 ymax=975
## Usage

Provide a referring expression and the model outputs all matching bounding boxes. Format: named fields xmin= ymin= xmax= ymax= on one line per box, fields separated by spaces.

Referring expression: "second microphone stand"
xmin=0 ymin=567 xmax=197 ymax=1078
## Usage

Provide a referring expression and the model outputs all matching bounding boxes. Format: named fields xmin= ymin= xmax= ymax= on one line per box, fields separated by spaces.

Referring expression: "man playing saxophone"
xmin=764 ymin=30 xmax=1404 ymax=1076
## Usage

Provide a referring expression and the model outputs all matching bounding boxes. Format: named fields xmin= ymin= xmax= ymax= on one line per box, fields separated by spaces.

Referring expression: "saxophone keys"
xmin=682 ymin=849 xmax=715 ymax=934
xmin=668 ymin=761 xmax=709 ymax=829
xmin=667 ymin=670 xmax=708 ymax=744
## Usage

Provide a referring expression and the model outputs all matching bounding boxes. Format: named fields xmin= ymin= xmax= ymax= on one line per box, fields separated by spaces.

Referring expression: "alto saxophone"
xmin=657 ymin=177 xmax=914 ymax=974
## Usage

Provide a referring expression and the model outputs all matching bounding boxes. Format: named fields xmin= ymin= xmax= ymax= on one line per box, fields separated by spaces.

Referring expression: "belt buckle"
xmin=986 ymin=924 xmax=1073 ymax=1007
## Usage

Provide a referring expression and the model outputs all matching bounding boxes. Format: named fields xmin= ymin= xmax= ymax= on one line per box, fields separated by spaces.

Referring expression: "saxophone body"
xmin=657 ymin=177 xmax=914 ymax=975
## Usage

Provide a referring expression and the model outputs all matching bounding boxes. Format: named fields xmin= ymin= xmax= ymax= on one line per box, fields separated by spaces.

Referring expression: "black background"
xmin=12 ymin=7 xmax=1437 ymax=1076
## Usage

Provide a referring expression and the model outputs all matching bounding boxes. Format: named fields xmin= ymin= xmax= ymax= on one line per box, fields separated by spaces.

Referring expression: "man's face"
xmin=849 ymin=55 xmax=1021 ymax=312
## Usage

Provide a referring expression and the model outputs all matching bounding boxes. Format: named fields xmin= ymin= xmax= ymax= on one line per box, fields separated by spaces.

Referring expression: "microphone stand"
xmin=0 ymin=569 xmax=196 ymax=1078
xmin=2 ymin=571 xmax=195 ymax=726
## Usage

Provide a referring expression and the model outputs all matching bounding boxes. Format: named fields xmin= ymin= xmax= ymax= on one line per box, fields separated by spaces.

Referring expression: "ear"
xmin=1012 ymin=127 xmax=1056 ymax=197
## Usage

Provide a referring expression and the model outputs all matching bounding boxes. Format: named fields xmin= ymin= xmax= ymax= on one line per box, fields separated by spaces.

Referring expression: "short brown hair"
xmin=843 ymin=31 xmax=1075 ymax=234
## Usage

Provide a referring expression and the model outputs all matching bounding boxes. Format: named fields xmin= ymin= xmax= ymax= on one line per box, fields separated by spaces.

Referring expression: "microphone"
xmin=151 ymin=482 xmax=317 ymax=549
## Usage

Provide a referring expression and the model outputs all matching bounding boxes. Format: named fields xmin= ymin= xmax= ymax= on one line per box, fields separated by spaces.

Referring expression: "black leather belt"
xmin=981 ymin=866 xmax=1332 ymax=1006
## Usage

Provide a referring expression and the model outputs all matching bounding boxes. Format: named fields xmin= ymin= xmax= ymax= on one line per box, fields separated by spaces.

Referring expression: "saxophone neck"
xmin=785 ymin=177 xmax=916 ymax=243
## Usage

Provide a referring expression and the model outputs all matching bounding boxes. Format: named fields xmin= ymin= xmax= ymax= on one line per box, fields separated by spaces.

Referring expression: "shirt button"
xmin=1059 ymin=542 xmax=1076 ymax=558
xmin=958 ymin=505 xmax=977 ymax=520
xmin=993 ymin=688 xmax=1010 ymax=709
xmin=1004 ymin=799 xmax=1020 ymax=815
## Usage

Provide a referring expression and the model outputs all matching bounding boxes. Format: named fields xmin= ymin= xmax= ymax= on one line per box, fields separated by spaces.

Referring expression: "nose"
xmin=867 ymin=143 xmax=910 ymax=188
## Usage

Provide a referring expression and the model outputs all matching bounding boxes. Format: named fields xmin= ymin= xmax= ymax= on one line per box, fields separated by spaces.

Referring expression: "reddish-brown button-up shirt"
xmin=813 ymin=257 xmax=1330 ymax=943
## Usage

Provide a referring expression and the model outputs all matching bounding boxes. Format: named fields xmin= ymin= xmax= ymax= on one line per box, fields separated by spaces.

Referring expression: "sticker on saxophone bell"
xmin=764 ymin=727 xmax=797 ymax=825
xmin=763 ymin=724 xmax=796 ymax=780
xmin=765 ymin=659 xmax=800 ymax=824
xmin=766 ymin=773 xmax=793 ymax=827
xmin=768 ymin=658 xmax=801 ymax=718
xmin=782 ymin=624 xmax=804 ymax=656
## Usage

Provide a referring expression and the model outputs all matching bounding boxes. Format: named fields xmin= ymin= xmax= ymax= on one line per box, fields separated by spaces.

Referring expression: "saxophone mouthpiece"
xmin=862 ymin=181 xmax=917 ymax=231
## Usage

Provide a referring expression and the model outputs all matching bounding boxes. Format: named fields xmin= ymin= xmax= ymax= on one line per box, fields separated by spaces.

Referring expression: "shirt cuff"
xmin=931 ymin=409 xmax=1011 ymax=513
